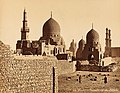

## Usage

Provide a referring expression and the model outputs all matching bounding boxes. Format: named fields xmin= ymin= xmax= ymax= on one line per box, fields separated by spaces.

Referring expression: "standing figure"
xmin=79 ymin=75 xmax=81 ymax=83
xmin=104 ymin=75 xmax=107 ymax=84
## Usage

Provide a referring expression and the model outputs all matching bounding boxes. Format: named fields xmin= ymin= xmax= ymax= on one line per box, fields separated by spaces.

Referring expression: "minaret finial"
xmin=23 ymin=8 xmax=27 ymax=21
xmin=24 ymin=7 xmax=26 ymax=12
xmin=51 ymin=11 xmax=52 ymax=18
xmin=92 ymin=23 xmax=93 ymax=29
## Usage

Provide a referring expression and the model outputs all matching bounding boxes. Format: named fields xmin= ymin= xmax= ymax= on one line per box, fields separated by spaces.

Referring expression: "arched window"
xmin=58 ymin=50 xmax=60 ymax=54
xmin=63 ymin=48 xmax=65 ymax=52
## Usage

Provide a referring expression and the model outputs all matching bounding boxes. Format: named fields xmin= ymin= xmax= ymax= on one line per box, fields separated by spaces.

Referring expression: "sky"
xmin=0 ymin=0 xmax=120 ymax=51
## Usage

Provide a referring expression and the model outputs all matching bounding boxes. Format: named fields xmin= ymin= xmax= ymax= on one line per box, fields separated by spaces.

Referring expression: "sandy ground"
xmin=58 ymin=63 xmax=120 ymax=93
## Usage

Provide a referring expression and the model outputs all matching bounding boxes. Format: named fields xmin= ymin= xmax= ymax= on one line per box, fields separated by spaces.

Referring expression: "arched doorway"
xmin=88 ymin=54 xmax=94 ymax=61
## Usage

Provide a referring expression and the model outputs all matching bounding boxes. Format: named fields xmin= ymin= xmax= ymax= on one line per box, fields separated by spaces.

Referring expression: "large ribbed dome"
xmin=43 ymin=18 xmax=60 ymax=37
xmin=86 ymin=29 xmax=99 ymax=44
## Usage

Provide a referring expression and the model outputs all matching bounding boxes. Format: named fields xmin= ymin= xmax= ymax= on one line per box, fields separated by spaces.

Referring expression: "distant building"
xmin=104 ymin=28 xmax=120 ymax=57
xmin=110 ymin=47 xmax=120 ymax=57
xmin=76 ymin=27 xmax=103 ymax=65
xmin=104 ymin=28 xmax=111 ymax=57
xmin=16 ymin=10 xmax=66 ymax=56
xmin=76 ymin=38 xmax=85 ymax=60
xmin=69 ymin=39 xmax=77 ymax=57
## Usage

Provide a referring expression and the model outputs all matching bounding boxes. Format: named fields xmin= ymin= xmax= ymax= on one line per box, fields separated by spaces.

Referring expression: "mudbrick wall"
xmin=0 ymin=41 xmax=58 ymax=93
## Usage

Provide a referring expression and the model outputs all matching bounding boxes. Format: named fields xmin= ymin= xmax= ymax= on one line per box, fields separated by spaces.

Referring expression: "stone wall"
xmin=57 ymin=60 xmax=76 ymax=75
xmin=0 ymin=40 xmax=76 ymax=93
xmin=0 ymin=41 xmax=58 ymax=93
xmin=101 ymin=57 xmax=113 ymax=66
xmin=79 ymin=65 xmax=101 ymax=72
xmin=0 ymin=41 xmax=13 ymax=93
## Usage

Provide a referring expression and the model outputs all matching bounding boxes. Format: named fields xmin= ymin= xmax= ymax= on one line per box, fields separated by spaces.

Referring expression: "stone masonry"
xmin=0 ymin=41 xmax=58 ymax=93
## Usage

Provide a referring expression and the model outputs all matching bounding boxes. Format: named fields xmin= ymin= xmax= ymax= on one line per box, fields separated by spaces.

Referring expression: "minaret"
xmin=109 ymin=29 xmax=111 ymax=47
xmin=105 ymin=28 xmax=111 ymax=57
xmin=105 ymin=28 xmax=109 ymax=48
xmin=21 ymin=9 xmax=29 ymax=40
xmin=109 ymin=29 xmax=111 ymax=56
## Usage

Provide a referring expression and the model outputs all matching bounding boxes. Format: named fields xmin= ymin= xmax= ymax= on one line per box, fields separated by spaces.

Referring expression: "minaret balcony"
xmin=21 ymin=28 xmax=29 ymax=32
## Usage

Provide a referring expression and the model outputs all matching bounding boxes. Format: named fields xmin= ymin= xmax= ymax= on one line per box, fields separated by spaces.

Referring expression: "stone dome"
xmin=86 ymin=29 xmax=99 ymax=44
xmin=43 ymin=18 xmax=60 ymax=38
xmin=78 ymin=39 xmax=85 ymax=48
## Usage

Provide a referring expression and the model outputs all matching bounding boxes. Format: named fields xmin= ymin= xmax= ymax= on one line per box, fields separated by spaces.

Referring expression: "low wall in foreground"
xmin=0 ymin=41 xmax=58 ymax=93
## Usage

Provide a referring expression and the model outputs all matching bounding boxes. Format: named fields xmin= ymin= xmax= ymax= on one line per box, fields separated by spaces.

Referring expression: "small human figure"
xmin=104 ymin=75 xmax=107 ymax=84
xmin=79 ymin=75 xmax=81 ymax=83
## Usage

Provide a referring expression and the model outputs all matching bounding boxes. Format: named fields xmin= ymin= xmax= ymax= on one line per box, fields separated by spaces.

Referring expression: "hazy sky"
xmin=0 ymin=0 xmax=120 ymax=50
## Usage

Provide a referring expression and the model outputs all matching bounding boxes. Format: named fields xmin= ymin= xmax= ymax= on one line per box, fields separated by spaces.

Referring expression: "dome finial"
xmin=51 ymin=11 xmax=52 ymax=18
xmin=82 ymin=36 xmax=83 ymax=39
xmin=92 ymin=23 xmax=93 ymax=29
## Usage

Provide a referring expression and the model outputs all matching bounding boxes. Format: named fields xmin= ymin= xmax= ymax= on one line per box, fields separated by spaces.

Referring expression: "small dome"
xmin=43 ymin=18 xmax=60 ymax=38
xmin=86 ymin=29 xmax=99 ymax=44
xmin=69 ymin=39 xmax=76 ymax=50
xmin=78 ymin=39 xmax=85 ymax=48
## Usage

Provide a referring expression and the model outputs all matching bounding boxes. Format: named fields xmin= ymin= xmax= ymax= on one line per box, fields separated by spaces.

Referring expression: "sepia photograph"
xmin=0 ymin=0 xmax=120 ymax=93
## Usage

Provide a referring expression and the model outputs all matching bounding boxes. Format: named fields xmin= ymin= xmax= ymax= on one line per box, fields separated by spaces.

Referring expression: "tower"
xmin=16 ymin=9 xmax=31 ymax=55
xmin=105 ymin=28 xmax=109 ymax=48
xmin=105 ymin=28 xmax=111 ymax=57
xmin=109 ymin=29 xmax=111 ymax=48
xmin=21 ymin=9 xmax=29 ymax=40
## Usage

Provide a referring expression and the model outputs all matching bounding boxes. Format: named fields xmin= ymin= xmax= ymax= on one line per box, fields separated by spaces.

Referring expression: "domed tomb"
xmin=43 ymin=18 xmax=60 ymax=38
xmin=86 ymin=29 xmax=99 ymax=44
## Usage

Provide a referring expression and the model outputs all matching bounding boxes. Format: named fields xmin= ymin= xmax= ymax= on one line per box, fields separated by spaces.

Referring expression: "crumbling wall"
xmin=57 ymin=60 xmax=76 ymax=75
xmin=0 ymin=41 xmax=58 ymax=93
xmin=0 ymin=41 xmax=13 ymax=93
